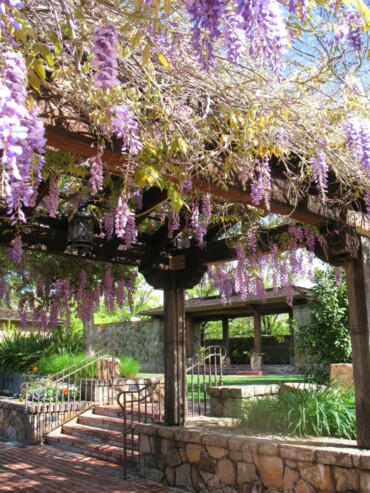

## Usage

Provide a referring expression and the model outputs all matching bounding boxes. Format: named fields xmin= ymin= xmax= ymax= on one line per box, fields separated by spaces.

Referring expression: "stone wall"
xmin=0 ymin=399 xmax=87 ymax=444
xmin=93 ymin=319 xmax=164 ymax=372
xmin=138 ymin=421 xmax=369 ymax=492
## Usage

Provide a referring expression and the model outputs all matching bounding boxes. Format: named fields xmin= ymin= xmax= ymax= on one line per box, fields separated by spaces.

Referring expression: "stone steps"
xmin=45 ymin=404 xmax=140 ymax=467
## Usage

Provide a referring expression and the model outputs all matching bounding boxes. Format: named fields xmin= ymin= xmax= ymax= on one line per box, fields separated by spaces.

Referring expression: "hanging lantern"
xmin=67 ymin=207 xmax=95 ymax=255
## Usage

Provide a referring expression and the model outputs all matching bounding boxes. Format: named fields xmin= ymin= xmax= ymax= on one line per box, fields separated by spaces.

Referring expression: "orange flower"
xmin=63 ymin=388 xmax=68 ymax=395
xmin=32 ymin=365 xmax=38 ymax=372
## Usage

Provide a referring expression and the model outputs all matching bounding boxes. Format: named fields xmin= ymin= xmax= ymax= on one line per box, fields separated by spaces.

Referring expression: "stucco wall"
xmin=93 ymin=319 xmax=164 ymax=372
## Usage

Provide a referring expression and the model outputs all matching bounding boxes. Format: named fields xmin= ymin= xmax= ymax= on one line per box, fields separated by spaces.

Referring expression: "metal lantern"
xmin=67 ymin=207 xmax=95 ymax=255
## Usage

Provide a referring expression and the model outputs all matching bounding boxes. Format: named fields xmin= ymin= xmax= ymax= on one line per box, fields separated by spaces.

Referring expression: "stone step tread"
xmin=79 ymin=413 xmax=124 ymax=431
xmin=45 ymin=433 xmax=139 ymax=465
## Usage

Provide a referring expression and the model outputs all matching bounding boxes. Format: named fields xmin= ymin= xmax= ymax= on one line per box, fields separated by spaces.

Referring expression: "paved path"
xmin=0 ymin=441 xmax=186 ymax=493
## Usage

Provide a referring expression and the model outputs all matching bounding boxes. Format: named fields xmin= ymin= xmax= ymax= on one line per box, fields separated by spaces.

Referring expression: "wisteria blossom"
xmin=92 ymin=24 xmax=119 ymax=89
xmin=109 ymin=104 xmax=142 ymax=156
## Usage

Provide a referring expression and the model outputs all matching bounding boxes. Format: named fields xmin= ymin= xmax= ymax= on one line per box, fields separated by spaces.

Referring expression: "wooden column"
xmin=163 ymin=285 xmax=187 ymax=425
xmin=345 ymin=236 xmax=370 ymax=447
xmin=83 ymin=311 xmax=95 ymax=356
xmin=222 ymin=317 xmax=230 ymax=358
xmin=253 ymin=309 xmax=262 ymax=354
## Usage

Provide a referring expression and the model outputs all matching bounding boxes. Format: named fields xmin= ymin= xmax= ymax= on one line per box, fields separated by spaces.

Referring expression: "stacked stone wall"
xmin=138 ymin=422 xmax=368 ymax=492
xmin=93 ymin=319 xmax=164 ymax=372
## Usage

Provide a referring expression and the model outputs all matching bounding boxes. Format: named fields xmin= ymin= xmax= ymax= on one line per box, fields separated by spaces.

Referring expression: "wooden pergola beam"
xmin=44 ymin=125 xmax=358 ymax=232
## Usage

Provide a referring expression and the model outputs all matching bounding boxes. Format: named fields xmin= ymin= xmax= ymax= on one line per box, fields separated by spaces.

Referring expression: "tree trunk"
xmin=83 ymin=311 xmax=95 ymax=356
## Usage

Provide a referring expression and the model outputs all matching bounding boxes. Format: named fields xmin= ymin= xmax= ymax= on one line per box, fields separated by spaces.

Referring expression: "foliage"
xmin=0 ymin=327 xmax=84 ymax=373
xmin=119 ymin=356 xmax=141 ymax=377
xmin=296 ymin=267 xmax=351 ymax=383
xmin=0 ymin=331 xmax=52 ymax=373
xmin=18 ymin=379 xmax=80 ymax=402
xmin=35 ymin=353 xmax=91 ymax=377
xmin=240 ymin=384 xmax=356 ymax=440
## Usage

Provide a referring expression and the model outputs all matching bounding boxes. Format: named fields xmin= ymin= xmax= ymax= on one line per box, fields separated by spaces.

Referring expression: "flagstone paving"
xmin=0 ymin=441 xmax=186 ymax=493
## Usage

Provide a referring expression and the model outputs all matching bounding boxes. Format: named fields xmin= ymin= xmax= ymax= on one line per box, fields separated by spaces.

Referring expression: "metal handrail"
xmin=117 ymin=378 xmax=164 ymax=479
xmin=187 ymin=345 xmax=226 ymax=417
xmin=20 ymin=350 xmax=118 ymax=444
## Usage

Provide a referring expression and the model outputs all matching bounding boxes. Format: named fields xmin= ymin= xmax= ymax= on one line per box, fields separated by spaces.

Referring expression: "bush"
xmin=240 ymin=384 xmax=356 ymax=440
xmin=35 ymin=353 xmax=93 ymax=376
xmin=0 ymin=331 xmax=52 ymax=373
xmin=48 ymin=327 xmax=84 ymax=355
xmin=119 ymin=356 xmax=141 ymax=377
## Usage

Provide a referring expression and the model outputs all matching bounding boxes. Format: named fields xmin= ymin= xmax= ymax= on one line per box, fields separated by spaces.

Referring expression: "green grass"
xmin=240 ymin=384 xmax=356 ymax=440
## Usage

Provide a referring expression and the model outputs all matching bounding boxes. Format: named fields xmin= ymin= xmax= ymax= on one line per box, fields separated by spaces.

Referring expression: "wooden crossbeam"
xmin=44 ymin=125 xmax=354 ymax=231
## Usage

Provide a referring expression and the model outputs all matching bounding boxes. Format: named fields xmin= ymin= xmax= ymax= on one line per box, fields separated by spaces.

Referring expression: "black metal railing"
xmin=20 ymin=350 xmax=118 ymax=444
xmin=117 ymin=378 xmax=164 ymax=479
xmin=187 ymin=345 xmax=226 ymax=416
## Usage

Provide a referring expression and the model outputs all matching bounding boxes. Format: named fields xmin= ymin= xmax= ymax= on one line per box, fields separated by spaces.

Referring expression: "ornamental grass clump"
xmin=240 ymin=384 xmax=356 ymax=440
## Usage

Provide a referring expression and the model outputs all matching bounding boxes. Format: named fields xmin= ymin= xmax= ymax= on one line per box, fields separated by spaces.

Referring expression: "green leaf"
xmin=28 ymin=71 xmax=41 ymax=93
xmin=61 ymin=22 xmax=73 ymax=40
xmin=131 ymin=30 xmax=144 ymax=49
xmin=49 ymin=33 xmax=63 ymax=56
xmin=33 ymin=59 xmax=46 ymax=81
xmin=135 ymin=166 xmax=163 ymax=188
xmin=32 ymin=42 xmax=54 ymax=68
xmin=142 ymin=43 xmax=151 ymax=65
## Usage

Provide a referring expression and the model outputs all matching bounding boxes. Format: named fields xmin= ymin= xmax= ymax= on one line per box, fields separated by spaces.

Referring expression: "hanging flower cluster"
xmin=312 ymin=150 xmax=329 ymax=200
xmin=343 ymin=9 xmax=364 ymax=52
xmin=344 ymin=117 xmax=370 ymax=174
xmin=89 ymin=147 xmax=104 ymax=195
xmin=7 ymin=234 xmax=22 ymax=264
xmin=207 ymin=224 xmax=323 ymax=306
xmin=0 ymin=0 xmax=23 ymax=38
xmin=288 ymin=0 xmax=309 ymax=19
xmin=0 ymin=51 xmax=46 ymax=224
xmin=191 ymin=201 xmax=207 ymax=248
xmin=251 ymin=156 xmax=271 ymax=210
xmin=108 ymin=104 xmax=142 ymax=156
xmin=114 ymin=194 xmax=138 ymax=246
xmin=92 ymin=24 xmax=119 ymax=89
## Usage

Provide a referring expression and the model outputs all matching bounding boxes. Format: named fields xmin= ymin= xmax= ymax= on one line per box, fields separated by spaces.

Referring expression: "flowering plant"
xmin=17 ymin=378 xmax=80 ymax=403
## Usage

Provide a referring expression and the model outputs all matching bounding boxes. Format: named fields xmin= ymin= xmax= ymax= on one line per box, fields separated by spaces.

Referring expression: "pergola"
xmin=1 ymin=0 xmax=370 ymax=448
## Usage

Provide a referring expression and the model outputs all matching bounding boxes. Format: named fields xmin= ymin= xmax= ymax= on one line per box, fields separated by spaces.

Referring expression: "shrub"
xmin=240 ymin=384 xmax=356 ymax=440
xmin=0 ymin=331 xmax=52 ymax=373
xmin=48 ymin=327 xmax=84 ymax=355
xmin=119 ymin=356 xmax=141 ymax=377
xmin=35 ymin=353 xmax=93 ymax=376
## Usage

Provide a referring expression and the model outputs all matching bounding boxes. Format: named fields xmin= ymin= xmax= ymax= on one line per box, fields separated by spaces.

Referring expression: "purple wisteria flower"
xmin=7 ymin=234 xmax=22 ymax=264
xmin=344 ymin=9 xmax=364 ymax=52
xmin=0 ymin=0 xmax=24 ymax=36
xmin=236 ymin=0 xmax=288 ymax=69
xmin=223 ymin=13 xmax=245 ymax=64
xmin=109 ymin=104 xmax=142 ymax=156
xmin=251 ymin=155 xmax=271 ymax=209
xmin=89 ymin=147 xmax=104 ymax=195
xmin=312 ymin=149 xmax=329 ymax=199
xmin=168 ymin=209 xmax=180 ymax=239
xmin=92 ymin=24 xmax=119 ymax=89
xmin=191 ymin=201 xmax=207 ymax=248
xmin=344 ymin=116 xmax=370 ymax=174
xmin=115 ymin=194 xmax=130 ymax=238
xmin=0 ymin=51 xmax=46 ymax=224
xmin=288 ymin=0 xmax=309 ymax=19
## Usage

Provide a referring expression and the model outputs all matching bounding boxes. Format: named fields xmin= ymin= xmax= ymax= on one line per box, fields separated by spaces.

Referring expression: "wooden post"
xmin=253 ymin=308 xmax=262 ymax=354
xmin=345 ymin=236 xmax=370 ymax=447
xmin=222 ymin=317 xmax=230 ymax=359
xmin=163 ymin=284 xmax=187 ymax=426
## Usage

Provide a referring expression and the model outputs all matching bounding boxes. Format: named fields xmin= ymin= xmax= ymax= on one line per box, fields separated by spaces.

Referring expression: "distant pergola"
xmin=141 ymin=286 xmax=315 ymax=362
xmin=1 ymin=123 xmax=370 ymax=447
